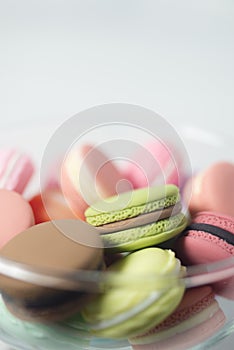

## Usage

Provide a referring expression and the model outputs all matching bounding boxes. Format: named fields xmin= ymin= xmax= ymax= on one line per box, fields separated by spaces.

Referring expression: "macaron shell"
xmin=183 ymin=162 xmax=234 ymax=217
xmin=131 ymin=306 xmax=225 ymax=350
xmin=176 ymin=229 xmax=234 ymax=265
xmin=80 ymin=144 xmax=131 ymax=196
xmin=61 ymin=144 xmax=132 ymax=220
xmin=175 ymin=211 xmax=234 ymax=265
xmin=85 ymin=184 xmax=179 ymax=226
xmin=194 ymin=211 xmax=234 ymax=234
xmin=81 ymin=248 xmax=185 ymax=339
xmin=60 ymin=167 xmax=88 ymax=220
xmin=175 ymin=211 xmax=234 ymax=299
xmin=0 ymin=189 xmax=35 ymax=249
xmin=130 ymin=286 xmax=225 ymax=349
xmin=130 ymin=286 xmax=213 ymax=339
xmin=89 ymin=283 xmax=184 ymax=339
xmin=29 ymin=190 xmax=79 ymax=224
xmin=0 ymin=149 xmax=34 ymax=194
xmin=102 ymin=213 xmax=188 ymax=253
xmin=9 ymin=154 xmax=34 ymax=194
xmin=122 ymin=139 xmax=180 ymax=189
xmin=0 ymin=220 xmax=104 ymax=302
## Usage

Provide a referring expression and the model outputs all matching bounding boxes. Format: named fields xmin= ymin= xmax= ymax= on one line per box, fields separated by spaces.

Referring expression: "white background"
xmin=0 ymin=1 xmax=234 ymax=349
xmin=0 ymin=0 xmax=233 ymax=132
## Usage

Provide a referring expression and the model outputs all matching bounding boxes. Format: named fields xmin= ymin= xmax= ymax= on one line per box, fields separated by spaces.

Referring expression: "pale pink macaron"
xmin=183 ymin=161 xmax=234 ymax=217
xmin=43 ymin=158 xmax=63 ymax=191
xmin=61 ymin=144 xmax=132 ymax=220
xmin=129 ymin=286 xmax=225 ymax=350
xmin=121 ymin=139 xmax=183 ymax=190
xmin=0 ymin=148 xmax=34 ymax=194
xmin=0 ymin=189 xmax=35 ymax=249
xmin=175 ymin=211 xmax=234 ymax=299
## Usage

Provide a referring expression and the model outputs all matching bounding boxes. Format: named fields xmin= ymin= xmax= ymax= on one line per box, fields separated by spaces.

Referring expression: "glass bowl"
xmin=0 ymin=104 xmax=234 ymax=350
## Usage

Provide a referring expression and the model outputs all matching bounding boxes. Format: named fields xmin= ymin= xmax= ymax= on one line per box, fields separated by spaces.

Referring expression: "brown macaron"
xmin=0 ymin=219 xmax=104 ymax=322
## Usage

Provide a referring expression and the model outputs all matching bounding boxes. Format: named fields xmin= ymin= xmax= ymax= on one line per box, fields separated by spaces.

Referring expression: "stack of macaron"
xmin=0 ymin=143 xmax=188 ymax=338
xmin=85 ymin=184 xmax=187 ymax=252
xmin=0 ymin=139 xmax=233 ymax=350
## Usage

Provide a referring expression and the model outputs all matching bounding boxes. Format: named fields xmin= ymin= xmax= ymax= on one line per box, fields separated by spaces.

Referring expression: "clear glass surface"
xmin=0 ymin=119 xmax=234 ymax=350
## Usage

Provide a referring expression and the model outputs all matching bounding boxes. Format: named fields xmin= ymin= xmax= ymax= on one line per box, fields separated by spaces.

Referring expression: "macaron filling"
xmin=185 ymin=223 xmax=234 ymax=246
xmin=102 ymin=213 xmax=187 ymax=250
xmin=97 ymin=202 xmax=182 ymax=234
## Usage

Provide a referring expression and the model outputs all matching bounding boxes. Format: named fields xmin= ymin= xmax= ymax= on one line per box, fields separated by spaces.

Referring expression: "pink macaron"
xmin=0 ymin=189 xmax=35 ymax=249
xmin=0 ymin=148 xmax=34 ymax=194
xmin=129 ymin=286 xmax=225 ymax=350
xmin=175 ymin=211 xmax=234 ymax=299
xmin=61 ymin=144 xmax=132 ymax=220
xmin=183 ymin=161 xmax=234 ymax=217
xmin=122 ymin=139 xmax=184 ymax=190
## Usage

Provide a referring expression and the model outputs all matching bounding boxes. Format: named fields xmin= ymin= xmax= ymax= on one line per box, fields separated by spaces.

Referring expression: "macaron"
xmin=0 ymin=219 xmax=104 ymax=322
xmin=122 ymin=139 xmax=182 ymax=189
xmin=0 ymin=189 xmax=35 ymax=249
xmin=79 ymin=247 xmax=185 ymax=339
xmin=61 ymin=144 xmax=132 ymax=220
xmin=85 ymin=184 xmax=187 ymax=252
xmin=43 ymin=158 xmax=62 ymax=191
xmin=129 ymin=286 xmax=225 ymax=350
xmin=183 ymin=161 xmax=234 ymax=217
xmin=29 ymin=189 xmax=79 ymax=224
xmin=0 ymin=148 xmax=34 ymax=194
xmin=175 ymin=211 xmax=234 ymax=299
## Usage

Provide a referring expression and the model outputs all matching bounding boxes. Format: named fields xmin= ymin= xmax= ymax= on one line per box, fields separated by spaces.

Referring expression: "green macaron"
xmin=77 ymin=247 xmax=185 ymax=339
xmin=85 ymin=184 xmax=187 ymax=252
